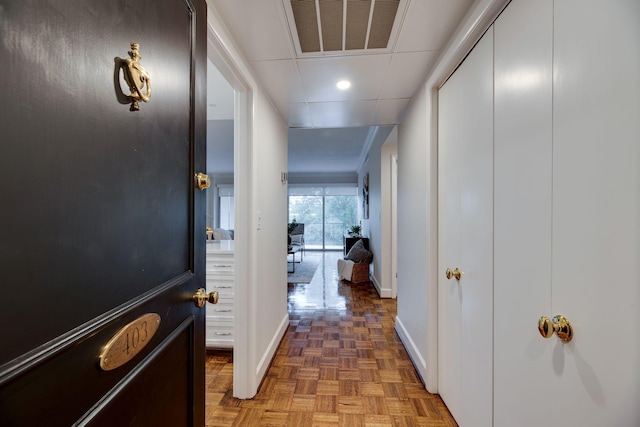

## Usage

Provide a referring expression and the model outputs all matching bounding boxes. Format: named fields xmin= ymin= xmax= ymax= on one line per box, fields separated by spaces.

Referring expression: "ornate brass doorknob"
xmin=195 ymin=173 xmax=210 ymax=190
xmin=193 ymin=288 xmax=218 ymax=308
xmin=445 ymin=267 xmax=462 ymax=281
xmin=538 ymin=315 xmax=573 ymax=342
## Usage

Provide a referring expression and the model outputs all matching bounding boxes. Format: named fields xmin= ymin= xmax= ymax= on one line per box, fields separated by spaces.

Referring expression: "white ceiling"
xmin=207 ymin=0 xmax=475 ymax=174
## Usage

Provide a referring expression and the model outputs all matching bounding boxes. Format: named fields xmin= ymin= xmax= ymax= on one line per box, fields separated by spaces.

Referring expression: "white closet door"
xmin=551 ymin=0 xmax=640 ymax=424
xmin=438 ymin=65 xmax=463 ymax=425
xmin=494 ymin=0 xmax=640 ymax=424
xmin=438 ymin=28 xmax=494 ymax=427
xmin=493 ymin=0 xmax=553 ymax=425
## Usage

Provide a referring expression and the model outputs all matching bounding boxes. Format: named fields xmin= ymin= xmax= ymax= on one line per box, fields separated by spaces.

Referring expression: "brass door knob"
xmin=195 ymin=173 xmax=210 ymax=190
xmin=193 ymin=288 xmax=219 ymax=308
xmin=445 ymin=267 xmax=462 ymax=281
xmin=538 ymin=315 xmax=573 ymax=342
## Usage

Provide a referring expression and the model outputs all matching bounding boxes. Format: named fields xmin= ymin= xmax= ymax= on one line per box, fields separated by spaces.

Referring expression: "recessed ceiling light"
xmin=337 ymin=80 xmax=351 ymax=90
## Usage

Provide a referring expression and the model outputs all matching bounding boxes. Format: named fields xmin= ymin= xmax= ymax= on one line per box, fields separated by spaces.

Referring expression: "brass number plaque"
xmin=99 ymin=313 xmax=161 ymax=371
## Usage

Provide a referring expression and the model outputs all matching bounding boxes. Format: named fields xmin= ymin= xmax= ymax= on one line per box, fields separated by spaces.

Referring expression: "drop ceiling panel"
xmin=297 ymin=54 xmax=392 ymax=102
xmin=288 ymin=127 xmax=371 ymax=172
xmin=251 ymin=59 xmax=306 ymax=106
xmin=379 ymin=51 xmax=439 ymax=98
xmin=309 ymin=100 xmax=377 ymax=127
xmin=373 ymin=98 xmax=410 ymax=125
xmin=287 ymin=103 xmax=314 ymax=128
xmin=395 ymin=0 xmax=475 ymax=52
xmin=213 ymin=0 xmax=292 ymax=61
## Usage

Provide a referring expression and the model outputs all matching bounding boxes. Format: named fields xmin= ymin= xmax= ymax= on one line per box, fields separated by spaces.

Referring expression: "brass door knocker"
xmin=117 ymin=42 xmax=151 ymax=111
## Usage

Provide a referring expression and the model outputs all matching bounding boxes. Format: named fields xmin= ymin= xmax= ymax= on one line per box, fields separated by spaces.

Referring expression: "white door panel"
xmin=551 ymin=0 xmax=640 ymax=424
xmin=493 ymin=0 xmax=553 ymax=425
xmin=458 ymin=30 xmax=494 ymax=427
xmin=438 ymin=28 xmax=494 ymax=427
xmin=438 ymin=64 xmax=464 ymax=424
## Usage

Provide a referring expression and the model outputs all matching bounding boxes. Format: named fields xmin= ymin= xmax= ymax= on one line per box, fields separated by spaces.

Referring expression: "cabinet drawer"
xmin=205 ymin=306 xmax=234 ymax=349
xmin=206 ymin=280 xmax=234 ymax=297
xmin=205 ymin=264 xmax=234 ymax=275
xmin=206 ymin=301 xmax=234 ymax=319
xmin=207 ymin=254 xmax=233 ymax=264
xmin=206 ymin=321 xmax=234 ymax=338
xmin=207 ymin=252 xmax=233 ymax=262
xmin=206 ymin=296 xmax=233 ymax=310
xmin=205 ymin=337 xmax=233 ymax=348
xmin=207 ymin=317 xmax=233 ymax=328
xmin=206 ymin=273 xmax=234 ymax=282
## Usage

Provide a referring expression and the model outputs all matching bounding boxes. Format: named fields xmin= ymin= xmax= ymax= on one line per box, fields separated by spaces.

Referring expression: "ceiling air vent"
xmin=288 ymin=0 xmax=401 ymax=55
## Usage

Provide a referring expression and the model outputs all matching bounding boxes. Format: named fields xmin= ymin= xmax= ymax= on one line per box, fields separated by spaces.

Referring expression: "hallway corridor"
xmin=205 ymin=251 xmax=456 ymax=426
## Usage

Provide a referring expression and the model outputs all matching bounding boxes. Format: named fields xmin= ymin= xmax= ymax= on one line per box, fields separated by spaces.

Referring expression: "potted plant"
xmin=348 ymin=224 xmax=362 ymax=236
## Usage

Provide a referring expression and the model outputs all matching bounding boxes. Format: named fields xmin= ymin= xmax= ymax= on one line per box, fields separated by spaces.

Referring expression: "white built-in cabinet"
xmin=205 ymin=240 xmax=235 ymax=348
xmin=438 ymin=0 xmax=640 ymax=425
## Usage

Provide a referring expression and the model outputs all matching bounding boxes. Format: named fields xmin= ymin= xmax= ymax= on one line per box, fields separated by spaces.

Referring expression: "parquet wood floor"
xmin=205 ymin=251 xmax=457 ymax=427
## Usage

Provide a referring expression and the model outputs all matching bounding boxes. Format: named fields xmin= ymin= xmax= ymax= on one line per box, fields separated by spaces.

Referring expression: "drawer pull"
xmin=214 ymin=332 xmax=232 ymax=336
xmin=214 ymin=309 xmax=232 ymax=312
xmin=213 ymin=264 xmax=233 ymax=268
xmin=214 ymin=285 xmax=232 ymax=289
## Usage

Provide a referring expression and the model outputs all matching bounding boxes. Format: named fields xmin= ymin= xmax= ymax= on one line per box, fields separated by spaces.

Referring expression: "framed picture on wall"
xmin=362 ymin=173 xmax=369 ymax=219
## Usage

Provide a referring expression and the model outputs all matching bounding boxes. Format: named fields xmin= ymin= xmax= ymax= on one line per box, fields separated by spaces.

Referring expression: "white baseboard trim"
xmin=371 ymin=274 xmax=393 ymax=298
xmin=395 ymin=315 xmax=429 ymax=388
xmin=255 ymin=312 xmax=289 ymax=381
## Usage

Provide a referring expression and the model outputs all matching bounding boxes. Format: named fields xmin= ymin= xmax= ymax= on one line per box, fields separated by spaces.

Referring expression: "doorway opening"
xmin=207 ymin=26 xmax=254 ymax=398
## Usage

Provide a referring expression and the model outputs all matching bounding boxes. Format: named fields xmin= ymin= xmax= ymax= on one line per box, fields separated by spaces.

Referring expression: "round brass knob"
xmin=538 ymin=315 xmax=573 ymax=342
xmin=445 ymin=267 xmax=462 ymax=281
xmin=195 ymin=173 xmax=211 ymax=190
xmin=193 ymin=288 xmax=219 ymax=308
